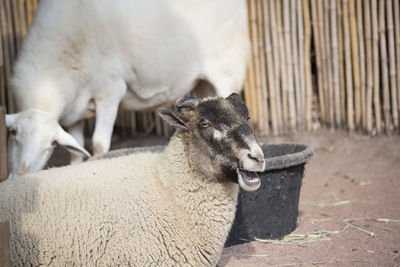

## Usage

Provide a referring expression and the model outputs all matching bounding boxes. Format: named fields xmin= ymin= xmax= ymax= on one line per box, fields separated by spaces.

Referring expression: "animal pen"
xmin=0 ymin=0 xmax=399 ymax=140
xmin=0 ymin=1 xmax=400 ymax=266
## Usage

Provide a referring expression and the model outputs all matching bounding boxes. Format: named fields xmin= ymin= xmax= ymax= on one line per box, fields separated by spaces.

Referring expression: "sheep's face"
xmin=5 ymin=109 xmax=90 ymax=178
xmin=157 ymin=93 xmax=265 ymax=192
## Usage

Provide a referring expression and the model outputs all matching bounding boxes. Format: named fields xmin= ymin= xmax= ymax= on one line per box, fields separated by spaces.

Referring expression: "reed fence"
xmin=245 ymin=0 xmax=400 ymax=135
xmin=0 ymin=106 xmax=6 ymax=181
xmin=1 ymin=0 xmax=400 ymax=137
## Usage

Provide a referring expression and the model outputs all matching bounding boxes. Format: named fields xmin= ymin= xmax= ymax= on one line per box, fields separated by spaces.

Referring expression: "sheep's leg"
xmin=92 ymin=80 xmax=126 ymax=155
xmin=68 ymin=120 xmax=85 ymax=163
xmin=91 ymin=100 xmax=121 ymax=155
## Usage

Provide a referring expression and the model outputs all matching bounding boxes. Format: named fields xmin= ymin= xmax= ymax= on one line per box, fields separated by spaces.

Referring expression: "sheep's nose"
xmin=247 ymin=151 xmax=264 ymax=163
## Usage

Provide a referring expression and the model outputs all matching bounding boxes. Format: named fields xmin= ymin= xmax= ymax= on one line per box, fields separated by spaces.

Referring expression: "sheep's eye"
xmin=9 ymin=129 xmax=17 ymax=135
xmin=199 ymin=120 xmax=210 ymax=128
xmin=246 ymin=115 xmax=250 ymax=121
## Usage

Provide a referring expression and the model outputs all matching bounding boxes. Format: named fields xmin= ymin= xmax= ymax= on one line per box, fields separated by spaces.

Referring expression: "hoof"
xmin=70 ymin=154 xmax=84 ymax=164
xmin=92 ymin=142 xmax=105 ymax=155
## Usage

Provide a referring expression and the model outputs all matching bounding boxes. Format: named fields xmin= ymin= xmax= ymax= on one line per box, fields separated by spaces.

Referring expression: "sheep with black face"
xmin=0 ymin=93 xmax=264 ymax=266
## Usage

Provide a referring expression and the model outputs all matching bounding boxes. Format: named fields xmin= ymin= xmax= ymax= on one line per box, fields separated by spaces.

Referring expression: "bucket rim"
xmin=260 ymin=143 xmax=314 ymax=171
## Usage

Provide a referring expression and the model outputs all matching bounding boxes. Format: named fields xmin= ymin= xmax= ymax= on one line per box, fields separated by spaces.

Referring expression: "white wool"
xmin=0 ymin=134 xmax=239 ymax=266
xmin=7 ymin=0 xmax=250 ymax=177
xmin=12 ymin=0 xmax=250 ymax=116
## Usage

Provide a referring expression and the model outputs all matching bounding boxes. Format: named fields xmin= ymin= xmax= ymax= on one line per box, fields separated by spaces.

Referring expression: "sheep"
xmin=0 ymin=94 xmax=265 ymax=266
xmin=5 ymin=0 xmax=250 ymax=178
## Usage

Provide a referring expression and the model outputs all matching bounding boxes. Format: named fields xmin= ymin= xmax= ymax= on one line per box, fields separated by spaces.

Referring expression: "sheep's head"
xmin=5 ymin=109 xmax=90 ymax=178
xmin=157 ymin=93 xmax=265 ymax=192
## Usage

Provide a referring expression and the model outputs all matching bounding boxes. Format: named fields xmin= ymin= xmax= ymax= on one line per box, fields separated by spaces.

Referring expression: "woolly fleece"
xmin=0 ymin=134 xmax=239 ymax=266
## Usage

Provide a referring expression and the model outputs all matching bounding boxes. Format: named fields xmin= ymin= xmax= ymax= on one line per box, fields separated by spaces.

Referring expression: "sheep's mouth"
xmin=237 ymin=169 xmax=261 ymax=192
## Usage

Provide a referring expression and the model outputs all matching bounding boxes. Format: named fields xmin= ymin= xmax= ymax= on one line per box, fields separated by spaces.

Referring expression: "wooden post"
xmin=0 ymin=221 xmax=10 ymax=267
xmin=276 ymin=0 xmax=289 ymax=133
xmin=356 ymin=0 xmax=366 ymax=130
xmin=349 ymin=0 xmax=361 ymax=129
xmin=394 ymin=0 xmax=400 ymax=133
xmin=11 ymin=0 xmax=22 ymax=49
xmin=0 ymin=106 xmax=7 ymax=181
xmin=0 ymin=0 xmax=12 ymax=111
xmin=317 ymin=0 xmax=328 ymax=123
xmin=244 ymin=0 xmax=258 ymax=133
xmin=18 ymin=0 xmax=28 ymax=38
xmin=337 ymin=0 xmax=346 ymax=125
xmin=262 ymin=0 xmax=279 ymax=136
xmin=343 ymin=0 xmax=355 ymax=131
xmin=386 ymin=0 xmax=398 ymax=131
xmin=0 ymin=2 xmax=5 ymax=108
xmin=269 ymin=0 xmax=283 ymax=133
xmin=324 ymin=0 xmax=334 ymax=128
xmin=26 ymin=0 xmax=34 ymax=27
xmin=291 ymin=0 xmax=301 ymax=130
xmin=283 ymin=0 xmax=296 ymax=131
xmin=331 ymin=0 xmax=341 ymax=128
xmin=3 ymin=0 xmax=16 ymax=114
xmin=379 ymin=0 xmax=391 ymax=133
xmin=364 ymin=0 xmax=374 ymax=134
xmin=371 ymin=0 xmax=382 ymax=134
xmin=303 ymin=0 xmax=313 ymax=130
xmin=311 ymin=0 xmax=325 ymax=125
xmin=297 ymin=0 xmax=305 ymax=131
xmin=249 ymin=0 xmax=263 ymax=135
xmin=256 ymin=0 xmax=269 ymax=136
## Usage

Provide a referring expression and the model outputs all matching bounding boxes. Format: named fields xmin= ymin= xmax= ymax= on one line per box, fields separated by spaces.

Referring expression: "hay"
xmin=301 ymin=199 xmax=351 ymax=207
xmin=263 ymin=262 xmax=328 ymax=267
xmin=255 ymin=229 xmax=342 ymax=247
xmin=342 ymin=221 xmax=375 ymax=237
xmin=341 ymin=217 xmax=400 ymax=236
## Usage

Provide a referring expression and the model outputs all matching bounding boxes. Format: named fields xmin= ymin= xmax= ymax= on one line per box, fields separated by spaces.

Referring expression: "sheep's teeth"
xmin=236 ymin=169 xmax=261 ymax=192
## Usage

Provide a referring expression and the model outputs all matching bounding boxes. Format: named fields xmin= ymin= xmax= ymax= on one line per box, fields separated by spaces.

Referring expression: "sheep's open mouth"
xmin=237 ymin=169 xmax=261 ymax=192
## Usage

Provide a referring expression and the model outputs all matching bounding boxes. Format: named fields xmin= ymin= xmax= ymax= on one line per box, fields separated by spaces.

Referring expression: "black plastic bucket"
xmin=225 ymin=143 xmax=314 ymax=247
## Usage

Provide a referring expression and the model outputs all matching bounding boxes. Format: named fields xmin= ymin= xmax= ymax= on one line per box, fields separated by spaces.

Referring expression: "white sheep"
xmin=5 ymin=0 xmax=250 ymax=178
xmin=0 ymin=94 xmax=265 ymax=266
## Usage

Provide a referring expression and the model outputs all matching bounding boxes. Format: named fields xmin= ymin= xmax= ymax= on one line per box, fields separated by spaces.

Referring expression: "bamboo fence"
xmin=244 ymin=0 xmax=400 ymax=135
xmin=1 ymin=0 xmax=400 ymax=137
xmin=0 ymin=106 xmax=6 ymax=181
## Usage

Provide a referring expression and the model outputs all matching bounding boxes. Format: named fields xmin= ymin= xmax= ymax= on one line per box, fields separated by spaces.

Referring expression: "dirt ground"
xmin=220 ymin=130 xmax=400 ymax=267
xmin=48 ymin=130 xmax=400 ymax=267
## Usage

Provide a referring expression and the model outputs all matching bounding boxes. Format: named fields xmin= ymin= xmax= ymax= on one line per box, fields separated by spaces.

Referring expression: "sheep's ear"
xmin=227 ymin=93 xmax=243 ymax=102
xmin=157 ymin=108 xmax=189 ymax=131
xmin=227 ymin=93 xmax=249 ymax=119
xmin=176 ymin=97 xmax=202 ymax=110
xmin=56 ymin=125 xmax=91 ymax=159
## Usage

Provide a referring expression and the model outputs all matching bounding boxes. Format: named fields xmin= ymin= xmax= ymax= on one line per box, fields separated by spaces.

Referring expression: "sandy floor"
xmin=48 ymin=130 xmax=400 ymax=266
